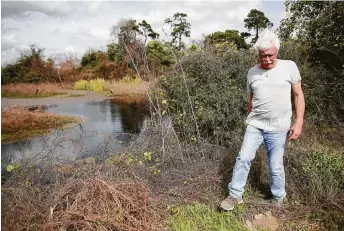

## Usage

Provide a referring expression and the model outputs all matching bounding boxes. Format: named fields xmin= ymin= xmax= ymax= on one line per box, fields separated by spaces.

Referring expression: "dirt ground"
xmin=1 ymin=90 xmax=111 ymax=109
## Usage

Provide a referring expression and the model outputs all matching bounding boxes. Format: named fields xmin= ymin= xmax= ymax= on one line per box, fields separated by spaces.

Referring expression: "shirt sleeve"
xmin=246 ymin=70 xmax=252 ymax=94
xmin=290 ymin=61 xmax=301 ymax=84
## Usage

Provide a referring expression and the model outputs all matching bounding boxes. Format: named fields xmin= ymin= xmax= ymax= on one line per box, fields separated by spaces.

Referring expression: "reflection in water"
xmin=111 ymin=96 xmax=149 ymax=133
xmin=1 ymin=97 xmax=149 ymax=168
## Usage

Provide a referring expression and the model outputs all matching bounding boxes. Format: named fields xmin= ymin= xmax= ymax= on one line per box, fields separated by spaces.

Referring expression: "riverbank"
xmin=1 ymin=81 xmax=153 ymax=108
xmin=1 ymin=107 xmax=82 ymax=144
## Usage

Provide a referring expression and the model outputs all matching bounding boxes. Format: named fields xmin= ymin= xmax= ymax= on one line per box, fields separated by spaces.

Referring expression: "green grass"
xmin=168 ymin=203 xmax=249 ymax=231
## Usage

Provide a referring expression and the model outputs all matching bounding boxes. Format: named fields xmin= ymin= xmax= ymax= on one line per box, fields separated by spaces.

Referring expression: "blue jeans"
xmin=229 ymin=124 xmax=289 ymax=199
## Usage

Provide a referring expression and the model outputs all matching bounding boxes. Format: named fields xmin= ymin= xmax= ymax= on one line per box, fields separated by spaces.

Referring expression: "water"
xmin=1 ymin=96 xmax=150 ymax=168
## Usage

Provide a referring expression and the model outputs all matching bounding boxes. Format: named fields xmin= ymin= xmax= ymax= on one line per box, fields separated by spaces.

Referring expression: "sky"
xmin=1 ymin=0 xmax=286 ymax=65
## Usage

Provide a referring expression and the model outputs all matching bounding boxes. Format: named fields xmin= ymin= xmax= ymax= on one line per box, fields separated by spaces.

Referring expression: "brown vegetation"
xmin=1 ymin=107 xmax=81 ymax=143
xmin=1 ymin=83 xmax=68 ymax=98
xmin=105 ymin=81 xmax=154 ymax=96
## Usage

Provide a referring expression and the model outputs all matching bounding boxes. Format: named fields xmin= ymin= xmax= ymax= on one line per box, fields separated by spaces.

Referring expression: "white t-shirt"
xmin=245 ymin=59 xmax=301 ymax=131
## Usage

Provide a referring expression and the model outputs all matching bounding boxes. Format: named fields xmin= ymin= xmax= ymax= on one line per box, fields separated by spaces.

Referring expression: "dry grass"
xmin=1 ymin=169 xmax=163 ymax=231
xmin=1 ymin=107 xmax=81 ymax=144
xmin=42 ymin=176 xmax=162 ymax=231
xmin=1 ymin=83 xmax=68 ymax=98
xmin=105 ymin=81 xmax=155 ymax=96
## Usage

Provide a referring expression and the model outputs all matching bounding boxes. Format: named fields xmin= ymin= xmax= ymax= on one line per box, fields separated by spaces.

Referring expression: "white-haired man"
xmin=220 ymin=30 xmax=305 ymax=211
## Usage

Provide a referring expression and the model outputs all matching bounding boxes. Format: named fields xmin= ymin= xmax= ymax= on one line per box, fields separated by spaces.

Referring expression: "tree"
xmin=81 ymin=50 xmax=98 ymax=67
xmin=2 ymin=44 xmax=58 ymax=83
xmin=136 ymin=20 xmax=159 ymax=46
xmin=110 ymin=19 xmax=138 ymax=48
xmin=204 ymin=30 xmax=248 ymax=49
xmin=278 ymin=1 xmax=344 ymax=69
xmin=244 ymin=9 xmax=273 ymax=43
xmin=165 ymin=12 xmax=191 ymax=50
xmin=106 ymin=43 xmax=123 ymax=63
xmin=278 ymin=1 xmax=344 ymax=122
xmin=146 ymin=40 xmax=173 ymax=66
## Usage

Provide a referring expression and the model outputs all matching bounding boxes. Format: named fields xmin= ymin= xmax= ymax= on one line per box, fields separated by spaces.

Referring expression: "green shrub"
xmin=301 ymin=146 xmax=344 ymax=202
xmin=278 ymin=40 xmax=344 ymax=124
xmin=89 ymin=78 xmax=106 ymax=92
xmin=155 ymin=48 xmax=256 ymax=146
xmin=74 ymin=80 xmax=90 ymax=90
xmin=119 ymin=74 xmax=142 ymax=84
xmin=168 ymin=203 xmax=248 ymax=231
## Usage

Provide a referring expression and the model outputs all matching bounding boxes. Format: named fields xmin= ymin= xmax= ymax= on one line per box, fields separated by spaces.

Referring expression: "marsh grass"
xmin=1 ymin=83 xmax=67 ymax=98
xmin=73 ymin=79 xmax=106 ymax=92
xmin=1 ymin=107 xmax=81 ymax=144
xmin=105 ymin=81 xmax=154 ymax=96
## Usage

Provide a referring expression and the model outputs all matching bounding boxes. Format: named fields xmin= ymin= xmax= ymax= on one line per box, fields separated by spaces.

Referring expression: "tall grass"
xmin=119 ymin=74 xmax=142 ymax=84
xmin=74 ymin=79 xmax=106 ymax=92
xmin=73 ymin=80 xmax=90 ymax=90
xmin=1 ymin=83 xmax=66 ymax=98
xmin=89 ymin=78 xmax=105 ymax=91
xmin=106 ymin=81 xmax=153 ymax=96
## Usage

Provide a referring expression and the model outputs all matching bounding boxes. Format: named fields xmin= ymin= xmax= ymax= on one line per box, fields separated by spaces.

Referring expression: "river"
xmin=1 ymin=96 xmax=150 ymax=168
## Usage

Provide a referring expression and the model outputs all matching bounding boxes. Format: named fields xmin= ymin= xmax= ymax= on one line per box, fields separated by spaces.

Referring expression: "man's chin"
xmin=261 ymin=63 xmax=274 ymax=69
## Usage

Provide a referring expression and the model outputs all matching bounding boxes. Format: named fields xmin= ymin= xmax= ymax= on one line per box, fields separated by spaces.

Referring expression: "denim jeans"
xmin=228 ymin=124 xmax=289 ymax=199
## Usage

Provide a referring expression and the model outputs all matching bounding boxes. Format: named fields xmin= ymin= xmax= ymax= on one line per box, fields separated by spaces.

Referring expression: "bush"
xmin=89 ymin=78 xmax=106 ymax=92
xmin=301 ymin=146 xmax=344 ymax=202
xmin=278 ymin=40 xmax=344 ymax=124
xmin=74 ymin=80 xmax=90 ymax=90
xmin=120 ymin=74 xmax=142 ymax=84
xmin=156 ymin=48 xmax=256 ymax=146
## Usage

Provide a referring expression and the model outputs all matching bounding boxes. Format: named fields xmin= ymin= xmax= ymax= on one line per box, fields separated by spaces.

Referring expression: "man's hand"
xmin=288 ymin=122 xmax=303 ymax=141
xmin=289 ymin=82 xmax=305 ymax=141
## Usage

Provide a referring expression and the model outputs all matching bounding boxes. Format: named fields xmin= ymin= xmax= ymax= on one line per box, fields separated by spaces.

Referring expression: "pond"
xmin=1 ymin=96 xmax=150 ymax=168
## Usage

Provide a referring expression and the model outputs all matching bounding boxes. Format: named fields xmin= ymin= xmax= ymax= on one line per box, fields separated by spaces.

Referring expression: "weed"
xmin=89 ymin=78 xmax=106 ymax=92
xmin=301 ymin=146 xmax=344 ymax=202
xmin=168 ymin=203 xmax=248 ymax=231
xmin=73 ymin=79 xmax=90 ymax=90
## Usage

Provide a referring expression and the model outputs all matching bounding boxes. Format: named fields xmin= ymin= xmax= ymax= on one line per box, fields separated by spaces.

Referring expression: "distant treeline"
xmin=2 ymin=1 xmax=343 ymax=88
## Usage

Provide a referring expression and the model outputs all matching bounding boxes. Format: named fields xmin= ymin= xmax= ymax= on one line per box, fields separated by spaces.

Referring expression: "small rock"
xmin=252 ymin=212 xmax=279 ymax=231
xmin=254 ymin=214 xmax=264 ymax=220
xmin=245 ymin=220 xmax=256 ymax=231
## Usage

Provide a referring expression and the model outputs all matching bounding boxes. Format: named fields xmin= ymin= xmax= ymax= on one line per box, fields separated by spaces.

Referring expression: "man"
xmin=220 ymin=30 xmax=305 ymax=211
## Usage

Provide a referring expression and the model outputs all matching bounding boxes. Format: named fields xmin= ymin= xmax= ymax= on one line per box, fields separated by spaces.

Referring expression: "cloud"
xmin=1 ymin=1 xmax=285 ymax=65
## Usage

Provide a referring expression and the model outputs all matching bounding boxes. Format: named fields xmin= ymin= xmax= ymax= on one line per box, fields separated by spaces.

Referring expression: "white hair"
xmin=253 ymin=29 xmax=280 ymax=54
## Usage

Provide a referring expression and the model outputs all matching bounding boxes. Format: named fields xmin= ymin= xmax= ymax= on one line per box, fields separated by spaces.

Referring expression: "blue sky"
xmin=1 ymin=1 xmax=286 ymax=64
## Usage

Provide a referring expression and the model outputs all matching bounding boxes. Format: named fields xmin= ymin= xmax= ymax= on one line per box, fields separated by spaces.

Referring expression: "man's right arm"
xmin=248 ymin=93 xmax=253 ymax=113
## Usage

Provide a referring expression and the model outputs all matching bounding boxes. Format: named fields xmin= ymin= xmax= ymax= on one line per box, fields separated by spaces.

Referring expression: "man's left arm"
xmin=288 ymin=82 xmax=305 ymax=141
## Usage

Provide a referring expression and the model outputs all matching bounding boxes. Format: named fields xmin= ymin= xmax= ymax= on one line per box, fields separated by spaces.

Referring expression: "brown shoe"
xmin=220 ymin=196 xmax=243 ymax=211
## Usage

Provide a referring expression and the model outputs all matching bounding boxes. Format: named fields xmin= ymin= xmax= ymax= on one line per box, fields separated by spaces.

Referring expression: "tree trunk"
xmin=255 ymin=27 xmax=259 ymax=42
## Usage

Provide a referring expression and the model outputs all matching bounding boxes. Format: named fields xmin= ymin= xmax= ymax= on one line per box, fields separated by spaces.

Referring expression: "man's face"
xmin=258 ymin=46 xmax=278 ymax=69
